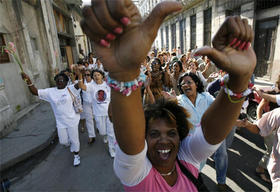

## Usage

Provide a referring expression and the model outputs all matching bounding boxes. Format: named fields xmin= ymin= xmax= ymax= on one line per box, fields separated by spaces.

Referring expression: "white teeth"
xmin=158 ymin=149 xmax=171 ymax=153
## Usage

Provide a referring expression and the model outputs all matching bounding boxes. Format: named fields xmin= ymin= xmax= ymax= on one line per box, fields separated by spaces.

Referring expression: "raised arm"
xmin=255 ymin=88 xmax=278 ymax=103
xmin=74 ymin=67 xmax=87 ymax=91
xmin=21 ymin=72 xmax=38 ymax=96
xmin=196 ymin=16 xmax=256 ymax=144
xmin=80 ymin=0 xmax=182 ymax=155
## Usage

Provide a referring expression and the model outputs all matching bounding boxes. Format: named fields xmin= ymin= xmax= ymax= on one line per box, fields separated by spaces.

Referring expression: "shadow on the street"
xmin=202 ymin=128 xmax=272 ymax=192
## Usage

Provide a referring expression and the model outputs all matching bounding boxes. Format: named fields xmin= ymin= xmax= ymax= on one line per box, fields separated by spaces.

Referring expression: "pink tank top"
xmin=124 ymin=160 xmax=199 ymax=192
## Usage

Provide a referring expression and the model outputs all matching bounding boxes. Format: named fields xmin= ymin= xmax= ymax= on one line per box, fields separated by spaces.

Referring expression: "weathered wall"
xmin=256 ymin=6 xmax=280 ymax=82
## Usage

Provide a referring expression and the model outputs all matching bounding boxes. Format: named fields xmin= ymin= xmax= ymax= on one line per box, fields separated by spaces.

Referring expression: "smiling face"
xmin=55 ymin=75 xmax=67 ymax=89
xmin=146 ymin=118 xmax=180 ymax=172
xmin=93 ymin=71 xmax=103 ymax=83
xmin=180 ymin=76 xmax=197 ymax=98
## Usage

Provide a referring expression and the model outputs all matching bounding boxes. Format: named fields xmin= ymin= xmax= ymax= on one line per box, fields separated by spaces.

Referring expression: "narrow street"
xmin=8 ymin=125 xmax=271 ymax=191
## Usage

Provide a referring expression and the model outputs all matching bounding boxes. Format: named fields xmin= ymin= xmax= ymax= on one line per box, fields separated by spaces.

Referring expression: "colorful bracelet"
xmin=220 ymin=74 xmax=253 ymax=101
xmin=106 ymin=72 xmax=146 ymax=96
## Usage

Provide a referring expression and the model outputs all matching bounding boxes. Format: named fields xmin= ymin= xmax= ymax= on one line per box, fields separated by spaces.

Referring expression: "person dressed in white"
xmin=93 ymin=58 xmax=104 ymax=71
xmin=21 ymin=72 xmax=81 ymax=167
xmin=81 ymin=69 xmax=96 ymax=144
xmin=77 ymin=69 xmax=116 ymax=157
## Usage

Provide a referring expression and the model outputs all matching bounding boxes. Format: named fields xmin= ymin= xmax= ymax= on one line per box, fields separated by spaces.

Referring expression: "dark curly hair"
xmin=178 ymin=72 xmax=204 ymax=94
xmin=92 ymin=69 xmax=105 ymax=79
xmin=144 ymin=98 xmax=192 ymax=141
xmin=172 ymin=60 xmax=183 ymax=72
xmin=54 ymin=72 xmax=69 ymax=83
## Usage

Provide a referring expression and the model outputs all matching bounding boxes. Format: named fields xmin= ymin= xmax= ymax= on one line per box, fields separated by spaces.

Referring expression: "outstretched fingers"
xmin=81 ymin=0 xmax=134 ymax=48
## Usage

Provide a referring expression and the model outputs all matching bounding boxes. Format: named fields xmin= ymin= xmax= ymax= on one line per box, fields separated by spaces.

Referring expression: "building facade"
xmin=0 ymin=0 xmax=86 ymax=137
xmin=138 ymin=0 xmax=280 ymax=82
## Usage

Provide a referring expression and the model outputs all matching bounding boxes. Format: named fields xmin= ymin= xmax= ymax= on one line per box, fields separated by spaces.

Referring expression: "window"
xmin=0 ymin=34 xmax=10 ymax=64
xmin=165 ymin=26 xmax=169 ymax=50
xmin=190 ymin=14 xmax=196 ymax=49
xmin=204 ymin=8 xmax=212 ymax=46
xmin=31 ymin=37 xmax=38 ymax=51
xmin=179 ymin=18 xmax=186 ymax=53
xmin=256 ymin=0 xmax=280 ymax=10
xmin=171 ymin=23 xmax=176 ymax=49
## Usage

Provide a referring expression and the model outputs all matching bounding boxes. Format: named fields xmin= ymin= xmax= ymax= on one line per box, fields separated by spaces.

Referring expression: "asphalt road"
xmin=9 ymin=127 xmax=272 ymax=191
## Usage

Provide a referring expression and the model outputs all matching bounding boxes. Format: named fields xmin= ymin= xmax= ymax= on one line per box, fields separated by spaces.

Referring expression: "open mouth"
xmin=157 ymin=149 xmax=171 ymax=160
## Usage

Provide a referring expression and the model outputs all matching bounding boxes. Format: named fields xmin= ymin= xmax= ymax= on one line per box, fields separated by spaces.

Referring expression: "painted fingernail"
xmin=229 ymin=38 xmax=237 ymax=46
xmin=105 ymin=33 xmax=116 ymax=41
xmin=233 ymin=40 xmax=241 ymax=48
xmin=100 ymin=39 xmax=110 ymax=48
xmin=239 ymin=41 xmax=246 ymax=50
xmin=244 ymin=42 xmax=251 ymax=50
xmin=120 ymin=17 xmax=131 ymax=26
xmin=114 ymin=27 xmax=123 ymax=34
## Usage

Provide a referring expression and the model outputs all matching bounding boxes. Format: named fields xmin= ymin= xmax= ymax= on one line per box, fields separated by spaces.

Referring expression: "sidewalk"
xmin=254 ymin=77 xmax=274 ymax=87
xmin=0 ymin=102 xmax=56 ymax=173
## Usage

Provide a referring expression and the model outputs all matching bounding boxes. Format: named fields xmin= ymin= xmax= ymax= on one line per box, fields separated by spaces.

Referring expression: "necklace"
xmin=159 ymin=165 xmax=176 ymax=177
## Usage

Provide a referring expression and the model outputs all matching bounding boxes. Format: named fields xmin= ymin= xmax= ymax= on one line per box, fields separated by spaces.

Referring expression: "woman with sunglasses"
xmin=21 ymin=72 xmax=81 ymax=167
xmin=81 ymin=0 xmax=256 ymax=191
xmin=80 ymin=69 xmax=96 ymax=144
xmin=76 ymin=69 xmax=117 ymax=157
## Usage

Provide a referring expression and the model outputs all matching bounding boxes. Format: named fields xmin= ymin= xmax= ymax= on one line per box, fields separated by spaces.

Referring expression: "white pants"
xmin=107 ymin=119 xmax=117 ymax=150
xmin=95 ymin=116 xmax=109 ymax=136
xmin=57 ymin=124 xmax=80 ymax=153
xmin=83 ymin=102 xmax=96 ymax=138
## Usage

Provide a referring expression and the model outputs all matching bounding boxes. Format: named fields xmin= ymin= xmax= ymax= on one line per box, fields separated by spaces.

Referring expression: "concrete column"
xmin=196 ymin=8 xmax=203 ymax=47
xmin=186 ymin=16 xmax=190 ymax=52
xmin=176 ymin=21 xmax=180 ymax=52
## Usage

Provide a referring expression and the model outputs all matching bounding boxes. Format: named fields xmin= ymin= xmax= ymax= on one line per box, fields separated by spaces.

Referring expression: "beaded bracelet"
xmin=220 ymin=74 xmax=253 ymax=103
xmin=106 ymin=72 xmax=146 ymax=96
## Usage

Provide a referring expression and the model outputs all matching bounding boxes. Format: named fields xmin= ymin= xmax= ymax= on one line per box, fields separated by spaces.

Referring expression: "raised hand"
xmin=21 ymin=72 xmax=32 ymax=84
xmin=194 ymin=16 xmax=256 ymax=91
xmin=80 ymin=0 xmax=182 ymax=81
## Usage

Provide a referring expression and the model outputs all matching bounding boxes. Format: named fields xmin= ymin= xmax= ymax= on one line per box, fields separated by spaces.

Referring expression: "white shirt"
xmin=276 ymin=94 xmax=280 ymax=106
xmin=38 ymin=85 xmax=80 ymax=129
xmin=86 ymin=82 xmax=111 ymax=116
xmin=93 ymin=63 xmax=104 ymax=71
xmin=114 ymin=126 xmax=221 ymax=187
xmin=82 ymin=80 xmax=94 ymax=103
xmin=88 ymin=64 xmax=94 ymax=70
xmin=177 ymin=92 xmax=215 ymax=128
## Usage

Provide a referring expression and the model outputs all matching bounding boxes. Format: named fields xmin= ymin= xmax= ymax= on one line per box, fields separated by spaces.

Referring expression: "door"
xmin=254 ymin=18 xmax=278 ymax=78
xmin=65 ymin=46 xmax=74 ymax=68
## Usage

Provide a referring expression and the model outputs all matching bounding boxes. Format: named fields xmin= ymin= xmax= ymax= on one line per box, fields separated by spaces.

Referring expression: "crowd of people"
xmin=19 ymin=0 xmax=280 ymax=191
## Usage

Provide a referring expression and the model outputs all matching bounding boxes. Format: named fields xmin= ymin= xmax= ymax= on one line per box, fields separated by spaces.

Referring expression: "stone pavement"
xmin=0 ymin=101 xmax=56 ymax=173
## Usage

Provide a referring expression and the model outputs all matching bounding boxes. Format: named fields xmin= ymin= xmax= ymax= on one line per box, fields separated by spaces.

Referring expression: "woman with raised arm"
xmin=21 ymin=72 xmax=81 ymax=167
xmin=80 ymin=1 xmax=256 ymax=191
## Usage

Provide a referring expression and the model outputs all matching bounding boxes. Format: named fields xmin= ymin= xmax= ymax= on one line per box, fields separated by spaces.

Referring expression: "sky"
xmin=82 ymin=0 xmax=91 ymax=6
